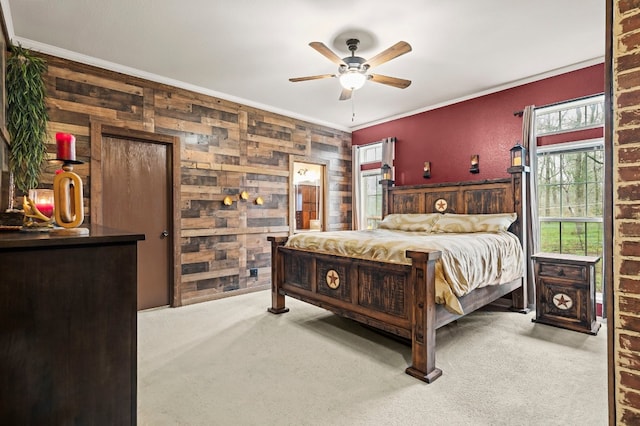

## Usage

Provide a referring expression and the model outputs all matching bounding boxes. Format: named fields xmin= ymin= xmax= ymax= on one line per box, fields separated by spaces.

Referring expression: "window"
xmin=359 ymin=142 xmax=384 ymax=229
xmin=359 ymin=143 xmax=382 ymax=165
xmin=535 ymin=95 xmax=605 ymax=293
xmin=537 ymin=142 xmax=604 ymax=291
xmin=536 ymin=95 xmax=604 ymax=135
xmin=354 ymin=137 xmax=395 ymax=230
xmin=361 ymin=170 xmax=382 ymax=229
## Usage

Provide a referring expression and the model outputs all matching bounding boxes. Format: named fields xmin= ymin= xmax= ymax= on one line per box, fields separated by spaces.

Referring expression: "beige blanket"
xmin=285 ymin=229 xmax=524 ymax=315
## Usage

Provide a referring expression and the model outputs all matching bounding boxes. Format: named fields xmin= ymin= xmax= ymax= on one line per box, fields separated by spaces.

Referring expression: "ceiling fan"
xmin=289 ymin=38 xmax=412 ymax=101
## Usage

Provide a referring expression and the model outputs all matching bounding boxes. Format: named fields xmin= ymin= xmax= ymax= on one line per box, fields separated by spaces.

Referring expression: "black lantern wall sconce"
xmin=381 ymin=163 xmax=392 ymax=181
xmin=510 ymin=143 xmax=527 ymax=167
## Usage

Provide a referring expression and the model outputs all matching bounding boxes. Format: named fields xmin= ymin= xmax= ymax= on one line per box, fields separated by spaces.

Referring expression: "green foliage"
xmin=540 ymin=221 xmax=603 ymax=292
xmin=6 ymin=44 xmax=48 ymax=194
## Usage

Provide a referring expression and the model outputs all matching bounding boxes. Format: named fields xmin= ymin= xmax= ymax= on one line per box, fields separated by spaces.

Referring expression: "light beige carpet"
xmin=137 ymin=290 xmax=608 ymax=426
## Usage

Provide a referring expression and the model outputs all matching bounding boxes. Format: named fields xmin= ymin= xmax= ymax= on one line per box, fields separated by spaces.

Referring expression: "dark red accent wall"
xmin=352 ymin=64 xmax=605 ymax=186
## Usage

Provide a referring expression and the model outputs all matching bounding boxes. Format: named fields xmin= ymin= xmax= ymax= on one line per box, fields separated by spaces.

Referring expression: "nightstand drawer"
xmin=537 ymin=262 xmax=586 ymax=281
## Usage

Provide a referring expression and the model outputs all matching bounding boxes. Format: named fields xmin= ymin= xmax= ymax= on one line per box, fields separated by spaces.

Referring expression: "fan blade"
xmin=309 ymin=42 xmax=347 ymax=66
xmin=369 ymin=74 xmax=412 ymax=89
xmin=289 ymin=74 xmax=335 ymax=82
xmin=339 ymin=88 xmax=352 ymax=101
xmin=363 ymin=41 xmax=412 ymax=68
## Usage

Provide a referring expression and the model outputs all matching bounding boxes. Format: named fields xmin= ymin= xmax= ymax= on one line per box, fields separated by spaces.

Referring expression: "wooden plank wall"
xmin=39 ymin=54 xmax=352 ymax=306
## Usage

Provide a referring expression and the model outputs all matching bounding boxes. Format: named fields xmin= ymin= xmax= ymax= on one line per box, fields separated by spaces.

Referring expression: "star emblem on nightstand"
xmin=326 ymin=269 xmax=340 ymax=289
xmin=552 ymin=293 xmax=573 ymax=310
xmin=435 ymin=198 xmax=448 ymax=212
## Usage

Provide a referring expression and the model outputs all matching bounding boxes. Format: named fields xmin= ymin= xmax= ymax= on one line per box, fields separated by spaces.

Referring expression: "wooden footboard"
xmin=268 ymin=236 xmax=525 ymax=382
xmin=268 ymin=236 xmax=444 ymax=382
xmin=268 ymin=174 xmax=528 ymax=383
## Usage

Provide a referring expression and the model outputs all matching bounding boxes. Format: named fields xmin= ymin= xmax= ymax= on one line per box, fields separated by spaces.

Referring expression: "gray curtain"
xmin=352 ymin=145 xmax=362 ymax=230
xmin=522 ymin=105 xmax=539 ymax=308
xmin=381 ymin=137 xmax=396 ymax=180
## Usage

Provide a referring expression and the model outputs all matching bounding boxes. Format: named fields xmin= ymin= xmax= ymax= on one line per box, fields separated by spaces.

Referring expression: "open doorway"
xmin=290 ymin=159 xmax=328 ymax=234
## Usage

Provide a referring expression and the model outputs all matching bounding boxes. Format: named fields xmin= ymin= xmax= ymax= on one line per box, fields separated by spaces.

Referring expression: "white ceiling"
xmin=2 ymin=0 xmax=604 ymax=132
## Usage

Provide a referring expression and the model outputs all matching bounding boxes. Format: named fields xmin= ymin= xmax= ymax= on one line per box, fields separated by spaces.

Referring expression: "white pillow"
xmin=378 ymin=213 xmax=441 ymax=232
xmin=431 ymin=213 xmax=517 ymax=233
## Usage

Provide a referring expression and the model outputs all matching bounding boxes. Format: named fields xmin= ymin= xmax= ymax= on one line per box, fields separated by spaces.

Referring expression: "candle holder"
xmin=51 ymin=133 xmax=88 ymax=235
xmin=22 ymin=188 xmax=55 ymax=230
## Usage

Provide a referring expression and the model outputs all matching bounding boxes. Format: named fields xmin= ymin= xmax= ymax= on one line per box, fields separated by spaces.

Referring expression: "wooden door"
xmin=94 ymin=128 xmax=176 ymax=310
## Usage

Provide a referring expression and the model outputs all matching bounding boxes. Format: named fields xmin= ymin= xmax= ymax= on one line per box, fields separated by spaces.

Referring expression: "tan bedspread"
xmin=285 ymin=229 xmax=524 ymax=315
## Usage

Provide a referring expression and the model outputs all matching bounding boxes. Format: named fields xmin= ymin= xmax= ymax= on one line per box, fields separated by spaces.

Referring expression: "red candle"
xmin=36 ymin=203 xmax=54 ymax=218
xmin=56 ymin=132 xmax=76 ymax=161
xmin=29 ymin=188 xmax=55 ymax=219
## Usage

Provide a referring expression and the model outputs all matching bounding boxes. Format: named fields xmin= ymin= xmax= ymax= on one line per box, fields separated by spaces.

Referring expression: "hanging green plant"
xmin=6 ymin=43 xmax=48 ymax=194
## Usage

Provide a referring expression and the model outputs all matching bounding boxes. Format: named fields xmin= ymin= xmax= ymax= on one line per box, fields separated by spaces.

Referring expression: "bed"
xmin=268 ymin=175 xmax=528 ymax=383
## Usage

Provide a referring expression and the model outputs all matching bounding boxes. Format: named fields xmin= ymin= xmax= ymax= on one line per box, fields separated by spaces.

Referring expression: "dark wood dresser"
xmin=0 ymin=226 xmax=144 ymax=425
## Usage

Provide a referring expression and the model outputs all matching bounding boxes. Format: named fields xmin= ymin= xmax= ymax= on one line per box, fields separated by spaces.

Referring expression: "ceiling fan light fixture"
xmin=339 ymin=71 xmax=367 ymax=90
xmin=290 ymin=39 xmax=412 ymax=101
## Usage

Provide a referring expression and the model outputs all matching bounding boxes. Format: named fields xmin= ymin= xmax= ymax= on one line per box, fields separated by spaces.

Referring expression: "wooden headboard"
xmin=382 ymin=176 xmax=525 ymax=243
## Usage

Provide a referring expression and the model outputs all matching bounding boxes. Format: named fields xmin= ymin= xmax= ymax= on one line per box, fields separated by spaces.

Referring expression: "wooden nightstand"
xmin=531 ymin=252 xmax=601 ymax=335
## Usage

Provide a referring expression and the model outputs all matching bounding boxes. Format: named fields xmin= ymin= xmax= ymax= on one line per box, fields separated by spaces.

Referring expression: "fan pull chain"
xmin=351 ymin=91 xmax=356 ymax=122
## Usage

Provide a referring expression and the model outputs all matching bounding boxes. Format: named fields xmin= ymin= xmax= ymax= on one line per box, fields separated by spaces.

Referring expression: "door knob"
xmin=160 ymin=230 xmax=169 ymax=239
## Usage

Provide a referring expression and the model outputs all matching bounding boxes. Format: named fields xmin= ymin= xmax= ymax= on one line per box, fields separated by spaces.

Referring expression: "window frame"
xmin=536 ymin=138 xmax=604 ymax=291
xmin=535 ymin=94 xmax=605 ymax=137
xmin=354 ymin=138 xmax=395 ymax=230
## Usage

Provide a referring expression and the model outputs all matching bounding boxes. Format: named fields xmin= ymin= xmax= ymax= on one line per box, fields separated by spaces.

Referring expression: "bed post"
xmin=508 ymin=165 xmax=530 ymax=312
xmin=405 ymin=249 xmax=443 ymax=383
xmin=267 ymin=236 xmax=289 ymax=314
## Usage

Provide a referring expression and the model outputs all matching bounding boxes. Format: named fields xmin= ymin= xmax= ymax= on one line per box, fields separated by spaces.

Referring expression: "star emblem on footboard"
xmin=326 ymin=269 xmax=340 ymax=289
xmin=435 ymin=198 xmax=448 ymax=212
